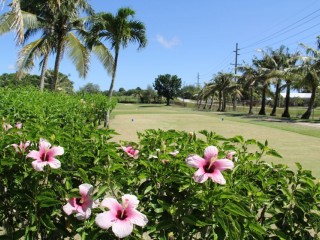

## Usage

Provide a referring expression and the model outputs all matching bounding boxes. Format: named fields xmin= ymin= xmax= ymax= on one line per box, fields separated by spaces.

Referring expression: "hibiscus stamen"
xmin=120 ymin=199 xmax=129 ymax=219
xmin=76 ymin=197 xmax=84 ymax=206
xmin=207 ymin=157 xmax=217 ymax=171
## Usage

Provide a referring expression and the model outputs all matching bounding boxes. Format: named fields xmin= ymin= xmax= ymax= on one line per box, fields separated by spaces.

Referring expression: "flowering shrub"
xmin=0 ymin=88 xmax=319 ymax=239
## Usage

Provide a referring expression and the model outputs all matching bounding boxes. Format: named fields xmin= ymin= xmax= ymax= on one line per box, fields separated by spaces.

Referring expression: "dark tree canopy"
xmin=153 ymin=74 xmax=182 ymax=105
xmin=79 ymin=83 xmax=101 ymax=93
xmin=0 ymin=71 xmax=74 ymax=93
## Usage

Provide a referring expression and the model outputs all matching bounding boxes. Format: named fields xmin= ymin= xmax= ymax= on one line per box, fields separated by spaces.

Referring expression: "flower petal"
xmin=101 ymin=198 xmax=122 ymax=212
xmin=122 ymin=194 xmax=139 ymax=209
xmin=63 ymin=202 xmax=76 ymax=215
xmin=127 ymin=209 xmax=148 ymax=227
xmin=47 ymin=159 xmax=61 ymax=169
xmin=112 ymin=220 xmax=134 ymax=238
xmin=75 ymin=207 xmax=91 ymax=220
xmin=48 ymin=146 xmax=64 ymax=156
xmin=208 ymin=169 xmax=226 ymax=185
xmin=204 ymin=146 xmax=218 ymax=161
xmin=32 ymin=160 xmax=47 ymax=171
xmin=26 ymin=150 xmax=41 ymax=160
xmin=79 ymin=183 xmax=93 ymax=197
xmin=213 ymin=159 xmax=234 ymax=171
xmin=39 ymin=139 xmax=51 ymax=149
xmin=95 ymin=211 xmax=115 ymax=229
xmin=185 ymin=154 xmax=206 ymax=168
xmin=193 ymin=168 xmax=208 ymax=183
xmin=226 ymin=151 xmax=236 ymax=160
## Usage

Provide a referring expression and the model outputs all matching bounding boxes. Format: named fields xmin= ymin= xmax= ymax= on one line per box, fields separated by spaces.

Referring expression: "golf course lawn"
xmin=110 ymin=103 xmax=320 ymax=178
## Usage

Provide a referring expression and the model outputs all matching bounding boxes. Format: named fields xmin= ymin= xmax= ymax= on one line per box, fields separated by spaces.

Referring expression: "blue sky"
xmin=0 ymin=0 xmax=320 ymax=91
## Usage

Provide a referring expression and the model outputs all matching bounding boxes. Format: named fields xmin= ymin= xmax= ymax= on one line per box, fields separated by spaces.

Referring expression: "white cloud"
xmin=156 ymin=34 xmax=179 ymax=49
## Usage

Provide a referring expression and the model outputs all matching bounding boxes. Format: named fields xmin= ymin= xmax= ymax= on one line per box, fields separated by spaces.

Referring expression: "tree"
xmin=180 ymin=84 xmax=199 ymax=100
xmin=295 ymin=43 xmax=320 ymax=119
xmin=153 ymin=74 xmax=182 ymax=106
xmin=78 ymin=83 xmax=101 ymax=93
xmin=44 ymin=70 xmax=74 ymax=93
xmin=89 ymin=7 xmax=147 ymax=127
xmin=0 ymin=0 xmax=101 ymax=91
xmin=0 ymin=71 xmax=73 ymax=92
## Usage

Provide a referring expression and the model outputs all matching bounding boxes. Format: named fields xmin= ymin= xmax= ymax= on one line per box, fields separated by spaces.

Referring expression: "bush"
xmin=0 ymin=88 xmax=319 ymax=239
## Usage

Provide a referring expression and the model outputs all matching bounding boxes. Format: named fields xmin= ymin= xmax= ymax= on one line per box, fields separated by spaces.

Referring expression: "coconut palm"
xmin=279 ymin=52 xmax=299 ymax=118
xmin=89 ymin=7 xmax=147 ymax=127
xmin=213 ymin=72 xmax=233 ymax=112
xmin=238 ymin=64 xmax=261 ymax=115
xmin=295 ymin=43 xmax=320 ymax=119
xmin=0 ymin=0 xmax=97 ymax=91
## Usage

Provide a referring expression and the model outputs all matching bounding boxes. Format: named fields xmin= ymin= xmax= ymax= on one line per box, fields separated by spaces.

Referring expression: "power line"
xmin=242 ymin=0 xmax=320 ymax=49
xmin=242 ymin=8 xmax=320 ymax=50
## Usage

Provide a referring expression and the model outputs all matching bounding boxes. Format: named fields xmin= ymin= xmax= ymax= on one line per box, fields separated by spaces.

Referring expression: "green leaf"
xmin=182 ymin=215 xmax=210 ymax=227
xmin=266 ymin=149 xmax=282 ymax=158
xmin=223 ymin=202 xmax=252 ymax=217
xmin=96 ymin=184 xmax=109 ymax=199
xmin=40 ymin=215 xmax=57 ymax=230
xmin=144 ymin=185 xmax=153 ymax=194
xmin=249 ymin=223 xmax=266 ymax=239
xmin=77 ymin=168 xmax=90 ymax=183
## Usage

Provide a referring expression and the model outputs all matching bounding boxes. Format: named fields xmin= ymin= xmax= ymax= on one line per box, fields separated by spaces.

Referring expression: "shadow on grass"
xmin=139 ymin=105 xmax=164 ymax=108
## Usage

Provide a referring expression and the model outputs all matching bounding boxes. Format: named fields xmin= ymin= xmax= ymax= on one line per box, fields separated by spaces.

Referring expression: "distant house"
xmin=280 ymin=92 xmax=311 ymax=106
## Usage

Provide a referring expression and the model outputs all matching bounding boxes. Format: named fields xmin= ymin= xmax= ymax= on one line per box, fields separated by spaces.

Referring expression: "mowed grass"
xmin=110 ymin=103 xmax=320 ymax=178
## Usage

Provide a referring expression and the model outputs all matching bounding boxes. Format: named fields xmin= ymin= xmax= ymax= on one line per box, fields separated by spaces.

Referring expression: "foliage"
xmin=78 ymin=83 xmax=101 ymax=94
xmin=154 ymin=74 xmax=182 ymax=106
xmin=0 ymin=88 xmax=319 ymax=239
xmin=180 ymin=84 xmax=200 ymax=100
xmin=0 ymin=72 xmax=74 ymax=92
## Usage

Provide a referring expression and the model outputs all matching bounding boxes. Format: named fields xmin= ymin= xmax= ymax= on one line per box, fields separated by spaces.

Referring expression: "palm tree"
xmin=295 ymin=43 xmax=320 ymax=119
xmin=89 ymin=7 xmax=147 ymax=127
xmin=0 ymin=0 xmax=96 ymax=91
xmin=280 ymin=53 xmax=299 ymax=118
xmin=213 ymin=72 xmax=233 ymax=112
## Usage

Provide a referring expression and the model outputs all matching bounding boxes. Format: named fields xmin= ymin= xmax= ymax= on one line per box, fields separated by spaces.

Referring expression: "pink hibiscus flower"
xmin=169 ymin=150 xmax=179 ymax=156
xmin=63 ymin=183 xmax=94 ymax=220
xmin=2 ymin=123 xmax=13 ymax=131
xmin=95 ymin=194 xmax=148 ymax=238
xmin=186 ymin=146 xmax=234 ymax=185
xmin=226 ymin=151 xmax=236 ymax=160
xmin=122 ymin=146 xmax=139 ymax=159
xmin=12 ymin=141 xmax=30 ymax=154
xmin=26 ymin=138 xmax=64 ymax=171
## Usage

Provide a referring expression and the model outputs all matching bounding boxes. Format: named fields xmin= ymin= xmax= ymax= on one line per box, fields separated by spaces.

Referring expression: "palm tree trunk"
xmin=281 ymin=82 xmax=291 ymax=118
xmin=232 ymin=92 xmax=237 ymax=111
xmin=222 ymin=91 xmax=226 ymax=112
xmin=104 ymin=49 xmax=118 ymax=127
xmin=270 ymin=81 xmax=280 ymax=116
xmin=197 ymin=98 xmax=202 ymax=110
xmin=52 ymin=39 xmax=63 ymax=91
xmin=301 ymin=86 xmax=316 ymax=119
xmin=217 ymin=91 xmax=222 ymax=111
xmin=258 ymin=85 xmax=267 ymax=115
xmin=39 ymin=53 xmax=49 ymax=91
xmin=209 ymin=96 xmax=214 ymax=110
xmin=248 ymin=87 xmax=254 ymax=115
xmin=203 ymin=99 xmax=208 ymax=109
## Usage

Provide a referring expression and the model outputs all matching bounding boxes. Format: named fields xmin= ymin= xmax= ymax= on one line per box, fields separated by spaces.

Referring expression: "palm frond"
xmin=16 ymin=38 xmax=44 ymax=78
xmin=65 ymin=32 xmax=90 ymax=78
xmin=92 ymin=43 xmax=114 ymax=75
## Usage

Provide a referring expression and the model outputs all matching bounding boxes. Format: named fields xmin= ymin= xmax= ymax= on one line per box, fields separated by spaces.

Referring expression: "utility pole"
xmin=231 ymin=43 xmax=240 ymax=111
xmin=197 ymin=72 xmax=200 ymax=89
xmin=234 ymin=43 xmax=239 ymax=75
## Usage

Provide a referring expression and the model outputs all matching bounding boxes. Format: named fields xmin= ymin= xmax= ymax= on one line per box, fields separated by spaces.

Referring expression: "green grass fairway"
xmin=110 ymin=104 xmax=320 ymax=178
